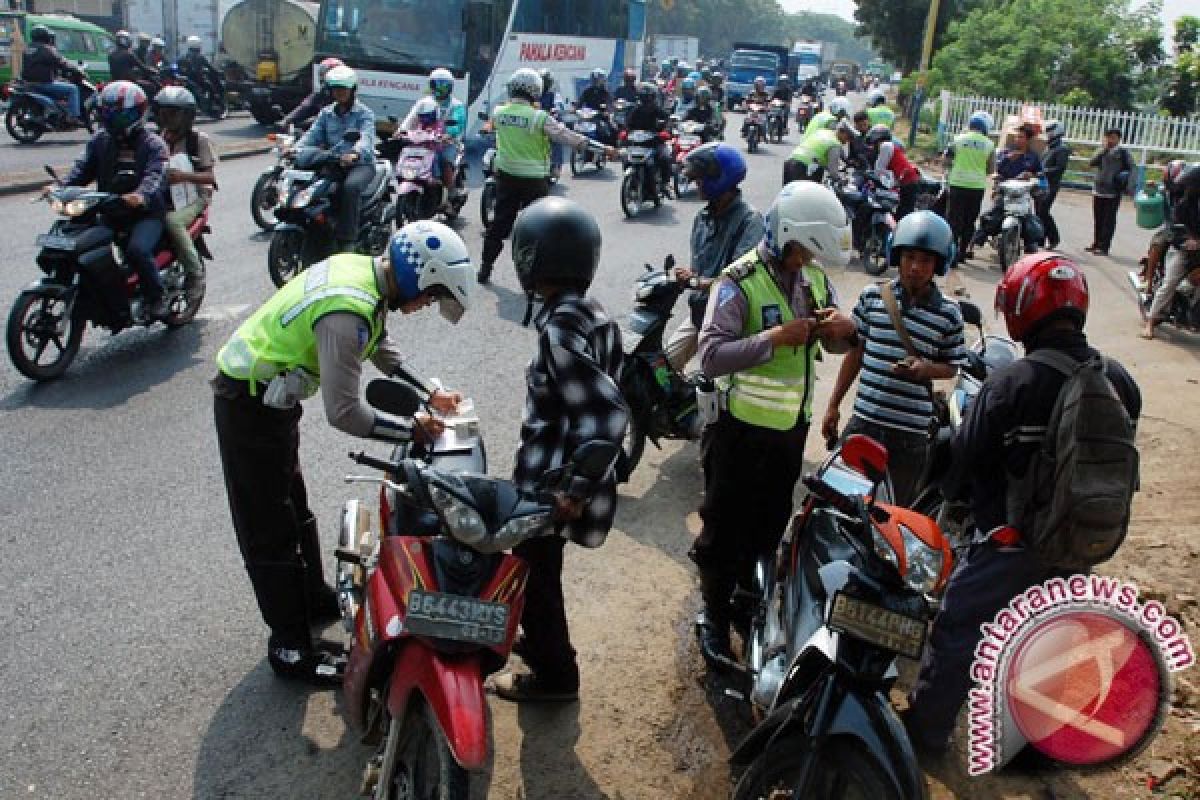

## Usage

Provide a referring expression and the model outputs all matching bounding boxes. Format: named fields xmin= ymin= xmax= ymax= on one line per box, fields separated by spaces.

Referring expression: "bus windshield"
xmin=731 ymin=52 xmax=778 ymax=72
xmin=316 ymin=0 xmax=467 ymax=71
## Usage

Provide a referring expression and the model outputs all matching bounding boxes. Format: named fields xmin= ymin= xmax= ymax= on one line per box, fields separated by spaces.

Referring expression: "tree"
xmin=927 ymin=0 xmax=1163 ymax=110
xmin=851 ymin=0 xmax=980 ymax=73
xmin=1163 ymin=15 xmax=1200 ymax=117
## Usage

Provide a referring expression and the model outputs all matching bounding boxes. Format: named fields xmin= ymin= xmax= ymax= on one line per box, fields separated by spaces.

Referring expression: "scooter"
xmin=249 ymin=126 xmax=297 ymax=231
xmin=743 ymin=101 xmax=766 ymax=153
xmin=793 ymin=94 xmax=817 ymax=131
xmin=618 ymin=128 xmax=671 ymax=218
xmin=767 ymin=98 xmax=788 ymax=143
xmin=730 ymin=435 xmax=954 ymax=800
xmin=338 ymin=376 xmax=618 ymax=800
xmin=386 ymin=126 xmax=467 ymax=225
xmin=839 ymin=170 xmax=900 ymax=276
xmin=616 ymin=255 xmax=713 ymax=481
xmin=975 ymin=176 xmax=1042 ymax=272
xmin=567 ymin=106 xmax=610 ymax=175
xmin=7 ymin=167 xmax=210 ymax=381
xmin=1129 ymin=224 xmax=1200 ymax=332
xmin=4 ymin=75 xmax=97 ymax=144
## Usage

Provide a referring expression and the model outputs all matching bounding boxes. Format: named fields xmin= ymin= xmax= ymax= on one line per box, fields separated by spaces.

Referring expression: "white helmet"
xmin=765 ymin=182 xmax=852 ymax=266
xmin=1044 ymin=119 xmax=1064 ymax=139
xmin=151 ymin=37 xmax=165 ymax=48
xmin=829 ymin=97 xmax=851 ymax=118
xmin=412 ymin=96 xmax=439 ymax=116
xmin=186 ymin=35 xmax=202 ymax=51
xmin=388 ymin=221 xmax=473 ymax=323
xmin=867 ymin=88 xmax=886 ymax=107
xmin=507 ymin=67 xmax=543 ymax=99
xmin=324 ymin=65 xmax=358 ymax=89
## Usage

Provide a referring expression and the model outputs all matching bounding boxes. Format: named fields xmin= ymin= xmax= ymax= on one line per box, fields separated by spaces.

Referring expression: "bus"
xmin=313 ymin=0 xmax=647 ymax=133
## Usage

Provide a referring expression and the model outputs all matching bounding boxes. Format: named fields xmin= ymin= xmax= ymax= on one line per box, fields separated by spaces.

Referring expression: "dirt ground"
xmin=482 ymin=190 xmax=1200 ymax=800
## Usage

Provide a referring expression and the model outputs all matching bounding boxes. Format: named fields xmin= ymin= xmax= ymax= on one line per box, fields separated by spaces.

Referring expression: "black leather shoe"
xmin=268 ymin=645 xmax=346 ymax=687
xmin=695 ymin=618 xmax=737 ymax=672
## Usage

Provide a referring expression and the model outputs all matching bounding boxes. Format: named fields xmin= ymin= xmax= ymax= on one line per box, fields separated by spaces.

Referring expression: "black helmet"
xmin=30 ymin=25 xmax=54 ymax=45
xmin=888 ymin=211 xmax=956 ymax=276
xmin=512 ymin=197 xmax=602 ymax=293
xmin=865 ymin=123 xmax=892 ymax=147
xmin=636 ymin=81 xmax=657 ymax=105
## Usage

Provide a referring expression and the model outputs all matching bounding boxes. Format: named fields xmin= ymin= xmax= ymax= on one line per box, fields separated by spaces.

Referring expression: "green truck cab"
xmin=1 ymin=12 xmax=114 ymax=99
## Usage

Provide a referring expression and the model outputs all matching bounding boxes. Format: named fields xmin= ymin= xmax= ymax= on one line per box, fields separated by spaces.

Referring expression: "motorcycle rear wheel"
xmin=733 ymin=737 xmax=894 ymax=800
xmin=374 ymin=696 xmax=471 ymax=800
xmin=998 ymin=227 xmax=1022 ymax=273
xmin=5 ymin=105 xmax=44 ymax=144
xmin=268 ymin=229 xmax=307 ymax=287
xmin=621 ymin=172 xmax=641 ymax=218
xmin=747 ymin=129 xmax=759 ymax=154
xmin=250 ymin=171 xmax=282 ymax=231
xmin=6 ymin=291 xmax=84 ymax=381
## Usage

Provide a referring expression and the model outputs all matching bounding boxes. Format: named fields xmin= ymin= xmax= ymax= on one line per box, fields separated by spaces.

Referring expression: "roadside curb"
xmin=0 ymin=141 xmax=273 ymax=198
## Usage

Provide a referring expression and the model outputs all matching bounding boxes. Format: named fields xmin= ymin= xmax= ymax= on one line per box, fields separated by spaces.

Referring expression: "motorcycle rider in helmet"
xmin=108 ymin=29 xmax=158 ymax=91
xmin=614 ymin=67 xmax=639 ymax=103
xmin=134 ymin=32 xmax=153 ymax=65
xmin=674 ymin=77 xmax=697 ymax=117
xmin=578 ymin=67 xmax=615 ymax=145
xmin=178 ymin=35 xmax=222 ymax=103
xmin=1143 ymin=161 xmax=1200 ymax=339
xmin=746 ymin=76 xmax=770 ymax=107
xmin=666 ymin=143 xmax=764 ymax=371
xmin=398 ymin=68 xmax=466 ymax=201
xmin=53 ymin=80 xmax=171 ymax=320
xmin=488 ymin=197 xmax=629 ymax=703
xmin=293 ymin=65 xmax=377 ymax=252
xmin=626 ymin=81 xmax=675 ymax=199
xmin=155 ymin=86 xmax=216 ymax=303
xmin=281 ymin=57 xmax=344 ymax=129
xmin=866 ymin=123 xmax=921 ymax=218
xmin=771 ymin=74 xmax=793 ymax=133
xmin=903 ymin=252 xmax=1140 ymax=757
xmin=19 ymin=24 xmax=87 ymax=129
xmin=538 ymin=69 xmax=566 ymax=181
xmin=147 ymin=37 xmax=166 ymax=69
xmin=683 ymin=85 xmax=720 ymax=140
xmin=213 ymin=221 xmax=473 ymax=686
xmin=692 ymin=182 xmax=857 ymax=671
xmin=864 ymin=88 xmax=895 ymax=129
xmin=1037 ymin=119 xmax=1069 ymax=248
xmin=478 ymin=69 xmax=617 ymax=284
xmin=822 ymin=212 xmax=967 ymax=506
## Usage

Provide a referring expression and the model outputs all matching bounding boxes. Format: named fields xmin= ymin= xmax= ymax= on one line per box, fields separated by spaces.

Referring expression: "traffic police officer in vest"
xmin=213 ymin=221 xmax=474 ymax=685
xmin=943 ymin=111 xmax=997 ymax=275
xmin=692 ymin=181 xmax=858 ymax=668
xmin=477 ymin=68 xmax=618 ymax=284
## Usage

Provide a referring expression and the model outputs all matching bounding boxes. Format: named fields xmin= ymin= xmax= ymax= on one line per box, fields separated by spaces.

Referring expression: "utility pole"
xmin=908 ymin=0 xmax=943 ymax=149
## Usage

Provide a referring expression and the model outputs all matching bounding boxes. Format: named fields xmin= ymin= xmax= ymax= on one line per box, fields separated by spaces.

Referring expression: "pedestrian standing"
xmin=942 ymin=111 xmax=996 ymax=294
xmin=1087 ymin=127 xmax=1135 ymax=256
xmin=1037 ymin=120 xmax=1070 ymax=248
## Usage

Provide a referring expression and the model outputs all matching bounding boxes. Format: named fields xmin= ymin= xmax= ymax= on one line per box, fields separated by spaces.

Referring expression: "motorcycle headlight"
xmin=492 ymin=512 xmax=553 ymax=550
xmin=65 ymin=198 xmax=97 ymax=217
xmin=897 ymin=523 xmax=946 ymax=595
xmin=401 ymin=167 xmax=418 ymax=180
xmin=50 ymin=198 xmax=67 ymax=215
xmin=292 ymin=187 xmax=316 ymax=208
xmin=428 ymin=485 xmax=487 ymax=546
xmin=870 ymin=525 xmax=900 ymax=572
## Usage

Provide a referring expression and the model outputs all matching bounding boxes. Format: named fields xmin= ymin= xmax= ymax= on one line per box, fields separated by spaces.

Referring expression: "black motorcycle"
xmin=1130 ymin=224 xmax=1200 ymax=332
xmin=249 ymin=126 xmax=298 ymax=231
xmin=165 ymin=65 xmax=227 ymax=120
xmin=268 ymin=132 xmax=396 ymax=287
xmin=838 ymin=170 xmax=900 ymax=276
xmin=6 ymin=168 xmax=211 ymax=381
xmin=615 ymin=255 xmax=713 ymax=481
xmin=619 ymin=128 xmax=669 ymax=218
xmin=730 ymin=435 xmax=953 ymax=800
xmin=4 ymin=75 xmax=97 ymax=143
xmin=767 ymin=99 xmax=788 ymax=143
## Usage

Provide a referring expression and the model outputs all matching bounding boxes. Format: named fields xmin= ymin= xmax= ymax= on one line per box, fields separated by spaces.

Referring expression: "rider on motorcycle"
xmin=708 ymin=71 xmax=726 ymax=108
xmin=864 ymin=88 xmax=895 ymax=129
xmin=578 ymin=68 xmax=614 ymax=144
xmin=134 ymin=32 xmax=152 ymax=64
xmin=293 ymin=65 xmax=377 ymax=252
xmin=1143 ymin=162 xmax=1200 ymax=339
xmin=19 ymin=24 xmax=87 ymax=129
xmin=399 ymin=68 xmax=466 ymax=199
xmin=674 ymin=77 xmax=697 ymax=117
xmin=57 ymin=81 xmax=171 ymax=319
xmin=683 ymin=86 xmax=720 ymax=140
xmin=178 ymin=35 xmax=222 ymax=100
xmin=281 ymin=57 xmax=343 ymax=128
xmin=866 ymin=123 xmax=920 ymax=218
xmin=1137 ymin=159 xmax=1186 ymax=290
xmin=745 ymin=76 xmax=770 ymax=107
xmin=155 ymin=86 xmax=216 ymax=303
xmin=627 ymin=82 xmax=674 ymax=194
xmin=108 ymin=30 xmax=157 ymax=88
xmin=148 ymin=37 xmax=167 ymax=69
xmin=614 ymin=67 xmax=639 ymax=103
xmin=972 ymin=123 xmax=1043 ymax=253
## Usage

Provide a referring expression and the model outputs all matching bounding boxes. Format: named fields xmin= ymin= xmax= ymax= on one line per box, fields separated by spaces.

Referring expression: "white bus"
xmin=313 ymin=0 xmax=647 ymax=133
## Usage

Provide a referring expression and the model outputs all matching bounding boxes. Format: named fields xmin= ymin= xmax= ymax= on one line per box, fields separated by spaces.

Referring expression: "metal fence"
xmin=937 ymin=91 xmax=1200 ymax=189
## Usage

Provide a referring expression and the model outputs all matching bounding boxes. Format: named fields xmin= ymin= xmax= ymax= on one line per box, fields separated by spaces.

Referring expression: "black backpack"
xmin=1005 ymin=351 xmax=1139 ymax=569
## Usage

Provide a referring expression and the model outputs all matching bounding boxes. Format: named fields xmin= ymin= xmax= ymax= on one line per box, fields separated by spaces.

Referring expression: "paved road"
xmin=0 ymin=110 xmax=1176 ymax=798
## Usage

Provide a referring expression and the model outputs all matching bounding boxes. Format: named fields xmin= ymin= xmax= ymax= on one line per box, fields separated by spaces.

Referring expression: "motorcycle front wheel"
xmin=6 ymin=290 xmax=84 ymax=381
xmin=5 ymin=105 xmax=44 ymax=144
xmin=621 ymin=172 xmax=642 ymax=218
xmin=747 ymin=128 xmax=759 ymax=154
xmin=862 ymin=229 xmax=889 ymax=276
xmin=163 ymin=265 xmax=205 ymax=328
xmin=268 ymin=229 xmax=308 ymax=287
xmin=733 ymin=737 xmax=893 ymax=800
xmin=480 ymin=182 xmax=496 ymax=229
xmin=373 ymin=696 xmax=471 ymax=800
xmin=250 ymin=171 xmax=282 ymax=231
xmin=998 ymin=227 xmax=1022 ymax=273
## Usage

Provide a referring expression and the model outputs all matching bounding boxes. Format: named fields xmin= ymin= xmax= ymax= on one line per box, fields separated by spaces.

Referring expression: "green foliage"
xmin=927 ymin=0 xmax=1164 ymax=110
xmin=851 ymin=0 xmax=981 ymax=73
xmin=1060 ymin=88 xmax=1094 ymax=107
xmin=1163 ymin=16 xmax=1200 ymax=117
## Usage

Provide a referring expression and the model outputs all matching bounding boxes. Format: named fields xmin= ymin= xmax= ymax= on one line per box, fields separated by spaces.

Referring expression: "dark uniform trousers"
xmin=513 ymin=536 xmax=578 ymax=690
xmin=946 ymin=186 xmax=985 ymax=263
xmin=481 ymin=171 xmax=549 ymax=272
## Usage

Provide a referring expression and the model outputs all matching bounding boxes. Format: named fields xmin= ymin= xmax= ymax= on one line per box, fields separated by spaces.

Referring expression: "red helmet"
xmin=317 ymin=57 xmax=344 ymax=83
xmin=995 ymin=253 xmax=1089 ymax=342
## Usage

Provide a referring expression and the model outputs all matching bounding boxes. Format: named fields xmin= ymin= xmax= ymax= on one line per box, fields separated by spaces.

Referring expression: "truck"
xmin=788 ymin=40 xmax=823 ymax=85
xmin=217 ymin=0 xmax=320 ymax=124
xmin=827 ymin=59 xmax=861 ymax=92
xmin=125 ymin=0 xmax=220 ymax=61
xmin=652 ymin=34 xmax=699 ymax=66
xmin=725 ymin=41 xmax=789 ymax=108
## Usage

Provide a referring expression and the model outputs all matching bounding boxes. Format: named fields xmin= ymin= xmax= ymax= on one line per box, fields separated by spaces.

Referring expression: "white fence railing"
xmin=937 ymin=91 xmax=1200 ymax=188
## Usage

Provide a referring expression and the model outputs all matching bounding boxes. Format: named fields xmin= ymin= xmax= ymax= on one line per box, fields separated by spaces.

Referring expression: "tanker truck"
xmin=219 ymin=0 xmax=319 ymax=125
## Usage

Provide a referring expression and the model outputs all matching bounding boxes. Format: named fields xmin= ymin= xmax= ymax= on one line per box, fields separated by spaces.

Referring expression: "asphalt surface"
xmin=0 ymin=98 xmax=1170 ymax=798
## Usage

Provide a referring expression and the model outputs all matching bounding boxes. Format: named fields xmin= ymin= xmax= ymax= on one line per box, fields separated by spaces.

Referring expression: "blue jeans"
xmin=107 ymin=216 xmax=165 ymax=301
xmin=32 ymin=81 xmax=80 ymax=119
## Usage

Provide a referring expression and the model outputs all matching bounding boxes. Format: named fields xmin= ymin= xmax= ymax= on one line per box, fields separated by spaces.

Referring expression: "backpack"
xmin=1005 ymin=350 xmax=1139 ymax=569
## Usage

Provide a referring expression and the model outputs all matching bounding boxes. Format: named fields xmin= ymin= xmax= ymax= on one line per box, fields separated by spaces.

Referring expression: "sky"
xmin=778 ymin=0 xmax=1192 ymax=45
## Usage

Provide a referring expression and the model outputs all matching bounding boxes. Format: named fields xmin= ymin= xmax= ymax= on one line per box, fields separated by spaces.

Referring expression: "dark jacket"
xmin=613 ymin=84 xmax=639 ymax=103
xmin=683 ymin=104 xmax=716 ymax=125
xmin=1089 ymin=145 xmax=1135 ymax=197
xmin=66 ymin=129 xmax=170 ymax=215
xmin=108 ymin=49 xmax=153 ymax=82
xmin=21 ymin=43 xmax=78 ymax=84
xmin=950 ymin=328 xmax=1141 ymax=535
xmin=1041 ymin=139 xmax=1070 ymax=193
xmin=179 ymin=52 xmax=218 ymax=82
xmin=626 ymin=105 xmax=668 ymax=133
xmin=995 ymin=148 xmax=1041 ymax=180
xmin=578 ymin=86 xmax=612 ymax=111
xmin=1173 ymin=167 xmax=1200 ymax=237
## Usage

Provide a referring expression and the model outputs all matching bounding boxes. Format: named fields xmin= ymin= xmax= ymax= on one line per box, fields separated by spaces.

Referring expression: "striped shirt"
xmin=850 ymin=281 xmax=967 ymax=435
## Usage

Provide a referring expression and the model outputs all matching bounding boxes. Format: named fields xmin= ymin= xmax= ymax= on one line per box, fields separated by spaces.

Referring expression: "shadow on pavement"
xmin=517 ymin=700 xmax=609 ymax=800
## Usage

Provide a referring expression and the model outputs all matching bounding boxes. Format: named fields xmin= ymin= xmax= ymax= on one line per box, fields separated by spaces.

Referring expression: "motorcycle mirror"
xmin=365 ymin=379 xmax=422 ymax=416
xmin=571 ymin=440 xmax=620 ymax=483
xmin=663 ymin=254 xmax=676 ymax=271
xmin=841 ymin=434 xmax=889 ymax=486
xmin=958 ymin=300 xmax=983 ymax=328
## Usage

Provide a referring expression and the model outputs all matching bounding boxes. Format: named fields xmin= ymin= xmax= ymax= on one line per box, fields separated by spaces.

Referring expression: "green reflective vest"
xmin=719 ymin=252 xmax=830 ymax=431
xmin=866 ymin=105 xmax=895 ymax=129
xmin=790 ymin=128 xmax=840 ymax=169
xmin=947 ymin=130 xmax=995 ymax=190
xmin=493 ymin=100 xmax=552 ymax=178
xmin=805 ymin=110 xmax=835 ymax=139
xmin=216 ymin=254 xmax=386 ymax=392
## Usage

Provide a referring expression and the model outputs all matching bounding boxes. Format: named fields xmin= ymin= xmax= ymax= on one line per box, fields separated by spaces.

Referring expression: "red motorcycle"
xmin=743 ymin=102 xmax=766 ymax=153
xmin=671 ymin=119 xmax=709 ymax=197
xmin=338 ymin=378 xmax=617 ymax=798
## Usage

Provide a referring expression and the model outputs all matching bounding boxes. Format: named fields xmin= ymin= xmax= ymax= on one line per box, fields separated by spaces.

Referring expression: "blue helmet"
xmin=887 ymin=211 xmax=956 ymax=275
xmin=387 ymin=221 xmax=474 ymax=322
xmin=681 ymin=78 xmax=696 ymax=94
xmin=687 ymin=70 xmax=702 ymax=83
xmin=968 ymin=110 xmax=994 ymax=135
xmin=684 ymin=143 xmax=746 ymax=199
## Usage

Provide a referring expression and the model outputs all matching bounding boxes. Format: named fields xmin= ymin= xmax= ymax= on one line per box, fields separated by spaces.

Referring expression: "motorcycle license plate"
xmin=404 ymin=589 xmax=510 ymax=646
xmin=679 ymin=136 xmax=700 ymax=147
xmin=282 ymin=169 xmax=314 ymax=181
xmin=36 ymin=233 xmax=76 ymax=251
xmin=577 ymin=122 xmax=596 ymax=133
xmin=827 ymin=591 xmax=926 ymax=660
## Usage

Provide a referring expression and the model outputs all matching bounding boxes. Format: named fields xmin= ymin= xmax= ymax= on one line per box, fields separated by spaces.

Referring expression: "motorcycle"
xmin=385 ymin=126 xmax=467 ymax=225
xmin=618 ymin=128 xmax=671 ymax=218
xmin=337 ymin=376 xmax=618 ymax=800
xmin=612 ymin=97 xmax=632 ymax=131
xmin=4 ymin=76 xmax=97 ymax=144
xmin=835 ymin=79 xmax=848 ymax=96
xmin=7 ymin=167 xmax=211 ymax=381
xmin=163 ymin=65 xmax=227 ymax=120
xmin=567 ymin=106 xmax=610 ymax=175
xmin=615 ymin=254 xmax=714 ymax=481
xmin=249 ymin=126 xmax=297 ymax=231
xmin=671 ymin=120 xmax=709 ymax=197
xmin=267 ymin=131 xmax=396 ymax=287
xmin=976 ymin=176 xmax=1042 ymax=272
xmin=479 ymin=128 xmax=497 ymax=229
xmin=793 ymin=94 xmax=817 ymax=131
xmin=1129 ymin=224 xmax=1200 ymax=332
xmin=743 ymin=102 xmax=766 ymax=153
xmin=913 ymin=170 xmax=945 ymax=214
xmin=767 ymin=99 xmax=788 ymax=143
xmin=729 ymin=434 xmax=954 ymax=800
xmin=838 ymin=170 xmax=900 ymax=276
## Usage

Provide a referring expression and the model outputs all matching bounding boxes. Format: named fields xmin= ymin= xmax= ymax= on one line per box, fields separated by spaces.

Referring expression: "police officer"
xmin=692 ymin=182 xmax=857 ymax=668
xmin=943 ymin=111 xmax=997 ymax=272
xmin=783 ymin=117 xmax=848 ymax=186
xmin=213 ymin=222 xmax=474 ymax=685
xmin=864 ymin=88 xmax=895 ymax=129
xmin=477 ymin=68 xmax=616 ymax=284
